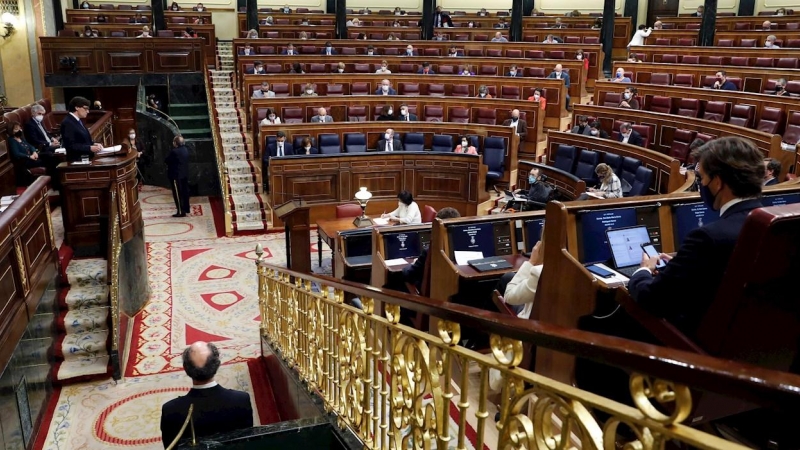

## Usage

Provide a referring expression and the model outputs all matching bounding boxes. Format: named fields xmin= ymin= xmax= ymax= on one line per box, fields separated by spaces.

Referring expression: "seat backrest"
xmin=352 ymin=82 xmax=369 ymax=95
xmin=452 ymin=84 xmax=470 ymax=97
xmin=632 ymin=125 xmax=652 ymax=148
xmin=336 ymin=203 xmax=362 ymax=218
xmin=283 ymin=107 xmax=304 ymax=123
xmin=272 ymin=83 xmax=289 ymax=97
xmin=506 ymin=49 xmax=522 ymax=57
xmin=486 ymin=49 xmax=502 ymax=57
xmin=757 ymin=107 xmax=784 ymax=135
xmin=403 ymin=133 xmax=425 ymax=151
xmin=650 ymin=73 xmax=672 ymax=85
xmin=438 ymin=65 xmax=455 ymax=74
xmin=603 ymin=152 xmax=623 ymax=176
xmin=783 ymin=111 xmax=800 ymax=144
xmin=479 ymin=65 xmax=498 ymax=75
xmin=449 ymin=107 xmax=469 ymax=123
xmin=347 ymin=105 xmax=367 ymax=122
xmin=309 ymin=63 xmax=326 ymax=73
xmin=424 ymin=105 xmax=444 ymax=122
xmin=669 ymin=129 xmax=696 ymax=163
xmin=678 ymin=38 xmax=695 ymax=46
xmin=739 ymin=38 xmax=757 ymax=47
xmin=620 ymin=157 xmax=642 ymax=187
xmin=422 ymin=205 xmax=437 ymax=223
xmin=574 ymin=149 xmax=599 ymax=180
xmin=661 ymin=54 xmax=679 ymax=63
xmin=326 ymin=84 xmax=344 ymax=96
xmin=730 ymin=56 xmax=748 ymax=66
xmin=476 ymin=108 xmax=496 ymax=125
xmin=400 ymin=82 xmax=420 ymax=95
xmin=628 ymin=166 xmax=654 ymax=196
xmin=649 ymin=96 xmax=672 ymax=114
xmin=428 ymin=84 xmax=445 ymax=96
xmin=553 ymin=144 xmax=578 ymax=173
xmin=525 ymin=50 xmax=545 ymax=59
xmin=680 ymin=55 xmax=699 ymax=64
xmin=676 ymin=98 xmax=700 ymax=117
xmin=431 ymin=134 xmax=454 ymax=152
xmin=728 ymin=104 xmax=755 ymax=128
xmin=527 ymin=67 xmax=545 ymax=77
xmin=318 ymin=133 xmax=341 ymax=154
xmin=157 ymin=30 xmax=174 ymax=37
xmin=601 ymin=92 xmax=621 ymax=107
xmin=777 ymin=57 xmax=799 ymax=68
xmin=483 ymin=142 xmax=505 ymax=172
xmin=500 ymin=85 xmax=520 ymax=99
xmin=344 ymin=133 xmax=367 ymax=152
xmin=755 ymin=57 xmax=774 ymax=68
xmin=655 ymin=38 xmax=671 ymax=45
xmin=353 ymin=63 xmax=371 ymax=73
xmin=673 ymin=74 xmax=695 ymax=87
xmin=703 ymin=101 xmax=729 ymax=122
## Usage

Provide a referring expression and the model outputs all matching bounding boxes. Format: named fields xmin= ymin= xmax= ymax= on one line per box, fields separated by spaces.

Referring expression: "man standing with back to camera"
xmin=166 ymin=135 xmax=190 ymax=217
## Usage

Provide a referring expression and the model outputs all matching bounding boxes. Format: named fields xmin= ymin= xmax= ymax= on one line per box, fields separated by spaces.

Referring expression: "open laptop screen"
xmin=606 ymin=226 xmax=651 ymax=269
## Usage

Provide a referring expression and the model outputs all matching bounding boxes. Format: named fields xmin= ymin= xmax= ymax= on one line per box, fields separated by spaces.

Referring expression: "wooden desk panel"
xmin=544 ymin=131 xmax=685 ymax=194
xmin=654 ymin=15 xmax=800 ymax=31
xmin=232 ymin=38 xmax=603 ymax=89
xmin=371 ymin=223 xmax=431 ymax=289
xmin=571 ymin=105 xmax=784 ymax=168
xmin=243 ymin=73 xmax=567 ymax=129
xmin=517 ymin=160 xmax=587 ymax=200
xmin=236 ymin=54 xmax=587 ymax=101
xmin=644 ymin=29 xmax=800 ymax=47
xmin=268 ymin=148 xmax=491 ymax=227
xmin=593 ymin=80 xmax=800 ymax=138
xmin=40 ymin=37 xmax=206 ymax=75
xmin=611 ymin=61 xmax=800 ymax=95
xmin=250 ymin=96 xmax=544 ymax=158
xmin=629 ymin=44 xmax=800 ymax=64
xmin=65 ymin=9 xmax=213 ymax=24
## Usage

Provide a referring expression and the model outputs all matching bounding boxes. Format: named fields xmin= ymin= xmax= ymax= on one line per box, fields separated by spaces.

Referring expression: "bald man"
xmin=160 ymin=342 xmax=253 ymax=448
xmin=502 ymin=109 xmax=528 ymax=139
xmin=311 ymin=107 xmax=333 ymax=123
xmin=547 ymin=63 xmax=571 ymax=109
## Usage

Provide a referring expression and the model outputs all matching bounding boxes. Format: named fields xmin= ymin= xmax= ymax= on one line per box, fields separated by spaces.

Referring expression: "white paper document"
xmin=54 ymin=148 xmax=66 ymax=154
xmin=384 ymin=258 xmax=409 ymax=266
xmin=97 ymin=145 xmax=122 ymax=156
xmin=372 ymin=218 xmax=390 ymax=226
xmin=454 ymin=251 xmax=484 ymax=266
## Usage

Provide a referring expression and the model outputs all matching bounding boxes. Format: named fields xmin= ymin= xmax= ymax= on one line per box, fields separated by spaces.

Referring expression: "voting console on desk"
xmin=448 ymin=221 xmax=513 ymax=265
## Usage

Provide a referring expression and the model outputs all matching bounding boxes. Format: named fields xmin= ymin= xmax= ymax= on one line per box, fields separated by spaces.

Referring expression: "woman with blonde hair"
xmin=581 ymin=163 xmax=623 ymax=199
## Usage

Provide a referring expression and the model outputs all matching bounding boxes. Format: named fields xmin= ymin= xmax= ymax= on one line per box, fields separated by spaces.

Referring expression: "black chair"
xmin=318 ymin=134 xmax=341 ymax=154
xmin=483 ymin=137 xmax=506 ymax=185
xmin=404 ymin=133 xmax=425 ymax=151
xmin=344 ymin=133 xmax=367 ymax=152
xmin=552 ymin=144 xmax=577 ymax=173
xmin=573 ymin=149 xmax=599 ymax=185
xmin=627 ymin=166 xmax=653 ymax=197
xmin=603 ymin=152 xmax=623 ymax=177
xmin=431 ymin=135 xmax=454 ymax=152
xmin=620 ymin=157 xmax=642 ymax=188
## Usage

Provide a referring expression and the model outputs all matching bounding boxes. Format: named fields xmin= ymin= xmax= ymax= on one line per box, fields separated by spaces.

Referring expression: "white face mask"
xmin=368 ymin=51 xmax=374 ymax=55
xmin=129 ymin=134 xmax=136 ymax=140
xmin=510 ymin=70 xmax=516 ymax=76
xmin=533 ymin=94 xmax=540 ymax=99
xmin=479 ymin=93 xmax=487 ymax=97
xmin=400 ymin=109 xmax=407 ymax=116
xmin=385 ymin=133 xmax=391 ymax=140
xmin=304 ymin=145 xmax=311 ymax=150
xmin=387 ymin=109 xmax=393 ymax=115
xmin=382 ymin=85 xmax=389 ymax=91
xmin=462 ymin=140 xmax=468 ymax=147
xmin=34 ymin=115 xmax=44 ymax=123
xmin=407 ymin=49 xmax=413 ymax=54
xmin=590 ymin=129 xmax=599 ymax=136
xmin=268 ymin=115 xmax=275 ymax=120
xmin=624 ymin=93 xmax=631 ymax=99
xmin=306 ymin=89 xmax=314 ymax=94
xmin=338 ymin=68 xmax=344 ymax=73
xmin=577 ymin=54 xmax=583 ymax=60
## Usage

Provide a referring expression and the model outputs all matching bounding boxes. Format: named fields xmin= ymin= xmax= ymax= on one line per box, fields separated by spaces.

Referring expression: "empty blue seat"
xmin=620 ymin=156 xmax=642 ymax=188
xmin=603 ymin=152 xmax=623 ymax=177
xmin=403 ymin=133 xmax=425 ymax=151
xmin=431 ymin=135 xmax=454 ymax=152
xmin=483 ymin=137 xmax=506 ymax=183
xmin=573 ymin=149 xmax=599 ymax=185
xmin=344 ymin=133 xmax=367 ymax=152
xmin=318 ymin=134 xmax=341 ymax=154
xmin=627 ymin=165 xmax=653 ymax=197
xmin=553 ymin=144 xmax=577 ymax=173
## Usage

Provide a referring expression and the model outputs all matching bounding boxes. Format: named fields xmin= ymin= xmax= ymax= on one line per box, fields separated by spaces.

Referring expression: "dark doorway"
xmin=647 ymin=0 xmax=679 ymax=26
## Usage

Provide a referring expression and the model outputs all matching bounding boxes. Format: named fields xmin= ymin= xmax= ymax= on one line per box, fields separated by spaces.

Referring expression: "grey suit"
xmin=311 ymin=115 xmax=334 ymax=123
xmin=377 ymin=138 xmax=403 ymax=152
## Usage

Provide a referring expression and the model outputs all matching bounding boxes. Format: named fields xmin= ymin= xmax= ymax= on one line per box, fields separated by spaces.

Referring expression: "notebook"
xmin=605 ymin=226 xmax=651 ymax=278
xmin=467 ymin=256 xmax=513 ymax=272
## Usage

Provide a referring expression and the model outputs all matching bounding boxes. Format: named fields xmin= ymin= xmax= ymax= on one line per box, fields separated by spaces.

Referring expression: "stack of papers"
xmin=54 ymin=148 xmax=66 ymax=155
xmin=384 ymin=258 xmax=409 ymax=266
xmin=372 ymin=218 xmax=390 ymax=226
xmin=454 ymin=251 xmax=484 ymax=266
xmin=0 ymin=195 xmax=18 ymax=213
xmin=96 ymin=145 xmax=122 ymax=156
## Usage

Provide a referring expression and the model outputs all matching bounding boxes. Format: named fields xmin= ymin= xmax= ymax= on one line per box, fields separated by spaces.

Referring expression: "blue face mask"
xmin=698 ymin=177 xmax=718 ymax=210
xmin=528 ymin=175 xmax=537 ymax=184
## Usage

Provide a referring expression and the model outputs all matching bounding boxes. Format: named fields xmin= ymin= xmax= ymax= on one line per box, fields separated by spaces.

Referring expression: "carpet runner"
xmin=210 ymin=41 xmax=270 ymax=233
xmin=53 ymin=255 xmax=112 ymax=383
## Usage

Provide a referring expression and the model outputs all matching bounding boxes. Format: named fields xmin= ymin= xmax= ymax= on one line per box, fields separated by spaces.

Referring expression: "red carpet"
xmin=247 ymin=357 xmax=282 ymax=425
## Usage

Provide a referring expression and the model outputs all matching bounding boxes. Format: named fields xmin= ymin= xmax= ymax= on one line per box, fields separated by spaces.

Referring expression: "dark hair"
xmin=182 ymin=342 xmax=221 ymax=382
xmin=577 ymin=115 xmax=587 ymax=123
xmin=421 ymin=62 xmax=430 ymax=68
xmin=292 ymin=62 xmax=303 ymax=73
xmin=638 ymin=24 xmax=646 ymax=30
xmin=84 ymin=25 xmax=92 ymax=31
xmin=397 ymin=190 xmax=413 ymax=205
xmin=276 ymin=131 xmax=286 ymax=138
xmin=265 ymin=107 xmax=275 ymax=116
xmin=589 ymin=121 xmax=601 ymax=128
xmin=698 ymin=137 xmax=765 ymax=198
xmin=9 ymin=121 xmax=21 ymax=132
xmin=325 ymin=41 xmax=332 ymax=46
xmin=717 ymin=70 xmax=727 ymax=76
xmin=381 ymin=104 xmax=393 ymax=115
xmin=254 ymin=60 xmax=263 ymax=66
xmin=68 ymin=96 xmax=91 ymax=112
xmin=689 ymin=138 xmax=706 ymax=150
xmin=459 ymin=135 xmax=470 ymax=142
xmin=765 ymin=158 xmax=782 ymax=179
xmin=301 ymin=137 xmax=312 ymax=147
xmin=436 ymin=207 xmax=460 ymax=220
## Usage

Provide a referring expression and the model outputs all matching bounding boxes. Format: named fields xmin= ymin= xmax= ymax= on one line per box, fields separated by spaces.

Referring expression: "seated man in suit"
xmin=239 ymin=43 xmax=255 ymax=56
xmin=397 ymin=104 xmax=418 ymax=121
xmin=692 ymin=5 xmax=703 ymax=16
xmin=546 ymin=64 xmax=571 ymax=108
xmin=161 ymin=342 xmax=253 ymax=448
xmin=262 ymin=131 xmax=292 ymax=191
xmin=60 ymin=96 xmax=103 ymax=162
xmin=375 ymin=79 xmax=397 ymax=95
xmin=281 ymin=43 xmax=296 ymax=55
xmin=402 ymin=207 xmax=461 ymax=290
xmin=26 ymin=104 xmax=60 ymax=152
xmin=629 ymin=137 xmax=765 ymax=337
xmin=506 ymin=64 xmax=522 ymax=77
xmin=502 ymin=109 xmax=527 ymax=140
xmin=417 ymin=62 xmax=435 ymax=75
xmin=377 ymin=128 xmax=403 ymax=152
xmin=311 ymin=107 xmax=334 ymax=123
xmin=763 ymin=158 xmax=781 ymax=185
xmin=713 ymin=70 xmax=738 ymax=91
xmin=617 ymin=122 xmax=644 ymax=147
xmin=321 ymin=41 xmax=338 ymax=56
xmin=611 ymin=67 xmax=632 ymax=83
xmin=252 ymin=81 xmax=275 ymax=98
xmin=433 ymin=6 xmax=453 ymax=27
xmin=404 ymin=45 xmax=416 ymax=57
xmin=570 ymin=115 xmax=591 ymax=136
xmin=244 ymin=61 xmax=265 ymax=74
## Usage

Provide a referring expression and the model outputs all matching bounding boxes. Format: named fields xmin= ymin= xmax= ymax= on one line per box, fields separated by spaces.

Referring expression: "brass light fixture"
xmin=353 ymin=187 xmax=373 ymax=227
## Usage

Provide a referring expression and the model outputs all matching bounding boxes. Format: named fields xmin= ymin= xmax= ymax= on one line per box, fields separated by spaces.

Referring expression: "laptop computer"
xmin=605 ymin=225 xmax=651 ymax=278
xmin=468 ymin=256 xmax=513 ymax=272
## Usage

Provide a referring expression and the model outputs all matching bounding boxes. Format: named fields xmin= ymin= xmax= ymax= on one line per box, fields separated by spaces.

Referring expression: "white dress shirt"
xmin=388 ymin=201 xmax=421 ymax=224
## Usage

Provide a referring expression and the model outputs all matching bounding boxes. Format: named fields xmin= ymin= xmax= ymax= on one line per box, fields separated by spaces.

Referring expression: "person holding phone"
xmin=495 ymin=229 xmax=545 ymax=320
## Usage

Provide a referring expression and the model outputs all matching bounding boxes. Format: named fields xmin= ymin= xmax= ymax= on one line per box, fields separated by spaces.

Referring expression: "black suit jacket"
xmin=376 ymin=138 xmax=403 ymax=152
xmin=628 ymin=199 xmax=762 ymax=336
xmin=320 ymin=47 xmax=338 ymax=55
xmin=764 ymin=178 xmax=779 ymax=186
xmin=160 ymin=385 xmax=253 ymax=448
xmin=25 ymin=119 xmax=57 ymax=151
xmin=433 ymin=13 xmax=453 ymax=27
xmin=294 ymin=146 xmax=319 ymax=155
xmin=265 ymin=142 xmax=294 ymax=162
xmin=502 ymin=118 xmax=528 ymax=139
xmin=402 ymin=246 xmax=428 ymax=289
xmin=60 ymin=114 xmax=94 ymax=161
xmin=618 ymin=130 xmax=644 ymax=147
xmin=165 ymin=144 xmax=189 ymax=180
xmin=396 ymin=113 xmax=418 ymax=121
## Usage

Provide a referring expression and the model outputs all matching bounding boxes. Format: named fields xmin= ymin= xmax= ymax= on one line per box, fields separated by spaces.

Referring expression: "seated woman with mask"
xmin=454 ymin=136 xmax=477 ymax=154
xmin=381 ymin=190 xmax=421 ymax=224
xmin=578 ymin=163 xmax=623 ymax=200
xmin=260 ymin=108 xmax=282 ymax=125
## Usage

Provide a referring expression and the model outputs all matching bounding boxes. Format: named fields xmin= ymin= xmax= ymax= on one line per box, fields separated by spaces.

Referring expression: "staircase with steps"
xmin=210 ymin=41 xmax=270 ymax=232
xmin=170 ymin=103 xmax=212 ymax=140
xmin=52 ymin=256 xmax=112 ymax=384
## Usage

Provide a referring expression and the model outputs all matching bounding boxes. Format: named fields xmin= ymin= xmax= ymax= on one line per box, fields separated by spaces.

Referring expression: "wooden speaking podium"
xmin=274 ymin=199 xmax=311 ymax=273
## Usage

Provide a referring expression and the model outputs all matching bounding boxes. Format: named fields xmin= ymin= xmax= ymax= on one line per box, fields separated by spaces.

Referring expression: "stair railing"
xmin=256 ymin=255 xmax=800 ymax=450
xmin=107 ymin=188 xmax=122 ymax=379
xmin=205 ymin=68 xmax=233 ymax=236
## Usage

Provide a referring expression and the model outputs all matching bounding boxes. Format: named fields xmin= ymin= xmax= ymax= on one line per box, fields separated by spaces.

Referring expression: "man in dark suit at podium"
xmin=166 ymin=135 xmax=190 ymax=217
xmin=61 ymin=96 xmax=103 ymax=161
xmin=161 ymin=342 xmax=253 ymax=448
xmin=629 ymin=137 xmax=764 ymax=336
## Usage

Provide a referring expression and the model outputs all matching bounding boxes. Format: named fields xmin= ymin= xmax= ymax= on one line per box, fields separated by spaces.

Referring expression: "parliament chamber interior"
xmin=1 ymin=0 xmax=800 ymax=448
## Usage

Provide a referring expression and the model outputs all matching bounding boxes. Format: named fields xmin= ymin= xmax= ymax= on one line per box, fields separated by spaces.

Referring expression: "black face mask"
xmin=14 ymin=131 xmax=22 ymax=138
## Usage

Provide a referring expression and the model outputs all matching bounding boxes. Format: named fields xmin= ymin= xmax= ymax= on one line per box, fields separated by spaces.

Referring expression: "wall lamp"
xmin=0 ymin=13 xmax=16 ymax=40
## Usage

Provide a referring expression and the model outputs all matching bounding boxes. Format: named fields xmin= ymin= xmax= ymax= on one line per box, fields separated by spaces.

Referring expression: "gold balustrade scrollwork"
xmin=257 ymin=257 xmax=754 ymax=450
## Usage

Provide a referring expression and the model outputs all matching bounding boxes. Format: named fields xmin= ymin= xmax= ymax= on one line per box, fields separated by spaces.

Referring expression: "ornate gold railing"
xmin=257 ymin=255 xmax=800 ymax=450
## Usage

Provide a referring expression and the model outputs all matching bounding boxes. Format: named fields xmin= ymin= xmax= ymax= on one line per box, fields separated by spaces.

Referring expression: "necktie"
xmin=388 ymin=142 xmax=392 ymax=152
xmin=278 ymin=144 xmax=283 ymax=156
